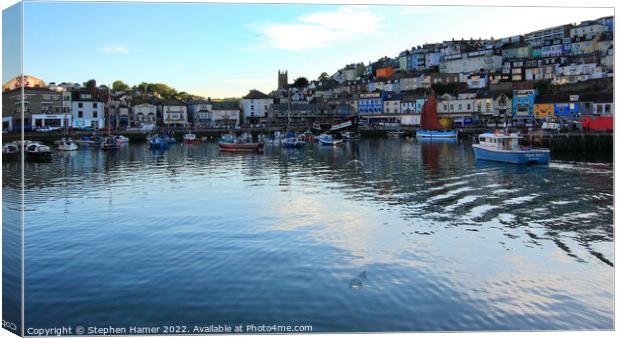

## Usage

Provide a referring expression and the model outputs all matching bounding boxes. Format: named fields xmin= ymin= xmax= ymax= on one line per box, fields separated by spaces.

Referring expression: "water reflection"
xmin=3 ymin=139 xmax=613 ymax=331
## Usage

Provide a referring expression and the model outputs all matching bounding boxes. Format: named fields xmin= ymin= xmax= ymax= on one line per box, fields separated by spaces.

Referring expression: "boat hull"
xmin=25 ymin=152 xmax=52 ymax=162
xmin=416 ymin=130 xmax=458 ymax=138
xmin=218 ymin=142 xmax=264 ymax=152
xmin=473 ymin=144 xmax=550 ymax=164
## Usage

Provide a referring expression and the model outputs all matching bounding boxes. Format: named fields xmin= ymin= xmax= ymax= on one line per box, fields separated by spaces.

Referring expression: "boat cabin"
xmin=478 ymin=132 xmax=523 ymax=151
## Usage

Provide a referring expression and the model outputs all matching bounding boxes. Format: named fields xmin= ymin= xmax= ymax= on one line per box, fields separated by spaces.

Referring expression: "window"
xmin=93 ymin=112 xmax=98 ymax=118
xmin=93 ymin=103 xmax=97 ymax=108
xmin=467 ymin=104 xmax=471 ymax=110
xmin=78 ymin=111 xmax=83 ymax=118
xmin=250 ymin=105 xmax=254 ymax=110
xmin=78 ymin=102 xmax=83 ymax=108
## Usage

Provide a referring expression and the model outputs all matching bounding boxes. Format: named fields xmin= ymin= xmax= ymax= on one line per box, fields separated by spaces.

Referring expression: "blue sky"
xmin=5 ymin=1 xmax=615 ymax=97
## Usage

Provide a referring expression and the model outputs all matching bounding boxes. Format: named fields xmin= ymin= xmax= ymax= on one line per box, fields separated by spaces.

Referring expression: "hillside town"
xmin=1 ymin=16 xmax=615 ymax=134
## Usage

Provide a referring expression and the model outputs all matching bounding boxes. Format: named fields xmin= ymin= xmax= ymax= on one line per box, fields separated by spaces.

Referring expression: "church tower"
xmin=277 ymin=70 xmax=288 ymax=90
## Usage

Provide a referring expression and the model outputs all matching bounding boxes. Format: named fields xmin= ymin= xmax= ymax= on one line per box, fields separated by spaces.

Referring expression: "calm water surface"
xmin=3 ymin=138 xmax=614 ymax=332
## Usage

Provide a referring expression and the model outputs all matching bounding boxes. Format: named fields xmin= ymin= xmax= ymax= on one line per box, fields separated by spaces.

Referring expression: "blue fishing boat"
xmin=318 ymin=133 xmax=343 ymax=146
xmin=282 ymin=132 xmax=305 ymax=148
xmin=148 ymin=135 xmax=168 ymax=150
xmin=416 ymin=130 xmax=458 ymax=138
xmin=473 ymin=132 xmax=550 ymax=164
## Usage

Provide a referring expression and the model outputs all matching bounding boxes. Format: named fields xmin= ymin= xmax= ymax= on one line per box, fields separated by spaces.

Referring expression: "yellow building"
xmin=534 ymin=103 xmax=554 ymax=119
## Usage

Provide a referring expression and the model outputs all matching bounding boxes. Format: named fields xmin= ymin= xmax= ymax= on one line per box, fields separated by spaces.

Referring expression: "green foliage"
xmin=112 ymin=80 xmax=130 ymax=92
xmin=534 ymin=80 xmax=551 ymax=95
xmin=318 ymin=72 xmax=329 ymax=80
xmin=292 ymin=77 xmax=309 ymax=88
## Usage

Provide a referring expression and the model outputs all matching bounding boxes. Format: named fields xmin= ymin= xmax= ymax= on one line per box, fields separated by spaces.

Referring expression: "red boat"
xmin=218 ymin=134 xmax=263 ymax=152
xmin=218 ymin=142 xmax=264 ymax=152
xmin=183 ymin=132 xmax=201 ymax=144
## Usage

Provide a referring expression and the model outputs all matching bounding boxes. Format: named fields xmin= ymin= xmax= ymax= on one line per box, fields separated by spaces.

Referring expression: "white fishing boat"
xmin=58 ymin=138 xmax=78 ymax=151
xmin=25 ymin=142 xmax=52 ymax=161
xmin=318 ymin=133 xmax=343 ymax=146
xmin=473 ymin=132 xmax=550 ymax=164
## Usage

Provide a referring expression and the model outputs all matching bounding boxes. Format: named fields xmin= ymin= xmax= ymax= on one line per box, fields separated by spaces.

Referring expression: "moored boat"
xmin=25 ymin=142 xmax=52 ymax=161
xmin=282 ymin=132 xmax=305 ymax=148
xmin=416 ymin=130 xmax=458 ymax=138
xmin=2 ymin=143 xmax=19 ymax=161
xmin=114 ymin=135 xmax=130 ymax=145
xmin=101 ymin=137 xmax=121 ymax=150
xmin=218 ymin=134 xmax=263 ymax=153
xmin=387 ymin=130 xmax=405 ymax=137
xmin=417 ymin=93 xmax=458 ymax=139
xmin=473 ymin=132 xmax=550 ymax=164
xmin=148 ymin=135 xmax=168 ymax=150
xmin=318 ymin=133 xmax=343 ymax=146
xmin=58 ymin=138 xmax=79 ymax=151
xmin=183 ymin=132 xmax=200 ymax=144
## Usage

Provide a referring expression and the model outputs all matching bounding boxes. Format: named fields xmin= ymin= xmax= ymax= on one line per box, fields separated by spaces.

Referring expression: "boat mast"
xmin=287 ymin=88 xmax=291 ymax=132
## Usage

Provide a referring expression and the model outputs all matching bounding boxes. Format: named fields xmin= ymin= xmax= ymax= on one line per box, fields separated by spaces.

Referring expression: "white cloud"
xmin=100 ymin=46 xmax=130 ymax=54
xmin=255 ymin=6 xmax=381 ymax=50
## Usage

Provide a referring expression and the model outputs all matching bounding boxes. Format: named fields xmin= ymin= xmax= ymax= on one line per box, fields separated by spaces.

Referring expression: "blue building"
xmin=553 ymin=94 xmax=580 ymax=119
xmin=512 ymin=89 xmax=537 ymax=122
xmin=357 ymin=92 xmax=385 ymax=115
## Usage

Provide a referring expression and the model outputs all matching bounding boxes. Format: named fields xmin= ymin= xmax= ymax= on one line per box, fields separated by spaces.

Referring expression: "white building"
xmin=160 ymin=100 xmax=188 ymax=127
xmin=68 ymin=90 xmax=105 ymax=129
xmin=241 ymin=90 xmax=273 ymax=125
xmin=440 ymin=50 xmax=503 ymax=74
xmin=131 ymin=101 xmax=157 ymax=126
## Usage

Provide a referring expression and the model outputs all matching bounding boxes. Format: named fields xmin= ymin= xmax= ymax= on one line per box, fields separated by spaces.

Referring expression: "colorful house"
xmin=512 ymin=89 xmax=537 ymax=121
xmin=376 ymin=66 xmax=395 ymax=79
xmin=357 ymin=92 xmax=385 ymax=115
xmin=533 ymin=96 xmax=555 ymax=119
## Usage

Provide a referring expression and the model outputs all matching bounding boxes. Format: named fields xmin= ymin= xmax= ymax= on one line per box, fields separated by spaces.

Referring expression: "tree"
xmin=292 ymin=77 xmax=309 ymax=88
xmin=318 ymin=72 xmax=329 ymax=81
xmin=112 ymin=80 xmax=130 ymax=92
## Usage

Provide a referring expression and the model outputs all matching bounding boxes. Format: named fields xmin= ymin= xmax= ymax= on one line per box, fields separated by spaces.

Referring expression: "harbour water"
xmin=2 ymin=138 xmax=613 ymax=332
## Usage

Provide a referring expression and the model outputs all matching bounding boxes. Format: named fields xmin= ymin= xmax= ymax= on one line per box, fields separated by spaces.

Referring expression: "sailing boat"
xmin=101 ymin=86 xmax=120 ymax=150
xmin=282 ymin=89 xmax=305 ymax=148
xmin=416 ymin=93 xmax=458 ymax=139
xmin=57 ymin=89 xmax=78 ymax=151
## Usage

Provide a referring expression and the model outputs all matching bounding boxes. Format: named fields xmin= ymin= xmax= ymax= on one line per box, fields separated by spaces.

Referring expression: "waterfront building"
xmin=131 ymin=100 xmax=157 ymax=127
xmin=437 ymin=92 xmax=478 ymax=125
xmin=2 ymin=86 xmax=71 ymax=131
xmin=570 ymin=36 xmax=596 ymax=55
xmin=159 ymin=99 xmax=188 ymax=127
xmin=211 ymin=101 xmax=240 ymax=127
xmin=534 ymin=96 xmax=556 ymax=120
xmin=552 ymin=94 xmax=581 ymax=120
xmin=541 ymin=38 xmax=565 ymax=57
xmin=241 ymin=89 xmax=273 ymax=125
xmin=68 ymin=89 xmax=105 ymax=129
xmin=578 ymin=92 xmax=614 ymax=116
xmin=357 ymin=92 xmax=385 ymax=115
xmin=188 ymin=99 xmax=213 ymax=126
xmin=512 ymin=89 xmax=537 ymax=122
xmin=383 ymin=93 xmax=402 ymax=114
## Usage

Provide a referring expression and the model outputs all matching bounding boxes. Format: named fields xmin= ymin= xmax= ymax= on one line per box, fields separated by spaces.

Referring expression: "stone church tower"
xmin=277 ymin=70 xmax=288 ymax=90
